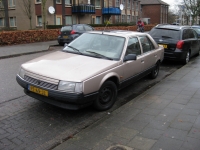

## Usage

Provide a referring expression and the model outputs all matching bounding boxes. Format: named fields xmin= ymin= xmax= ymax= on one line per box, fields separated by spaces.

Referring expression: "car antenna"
xmin=102 ymin=4 xmax=124 ymax=34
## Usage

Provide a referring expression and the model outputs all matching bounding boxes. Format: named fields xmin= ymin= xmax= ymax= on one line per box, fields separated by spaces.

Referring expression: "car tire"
xmin=93 ymin=81 xmax=117 ymax=111
xmin=182 ymin=51 xmax=190 ymax=65
xmin=149 ymin=61 xmax=160 ymax=79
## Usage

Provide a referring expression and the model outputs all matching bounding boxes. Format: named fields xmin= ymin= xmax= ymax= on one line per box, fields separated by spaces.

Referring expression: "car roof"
xmin=86 ymin=30 xmax=148 ymax=38
xmin=154 ymin=24 xmax=191 ymax=30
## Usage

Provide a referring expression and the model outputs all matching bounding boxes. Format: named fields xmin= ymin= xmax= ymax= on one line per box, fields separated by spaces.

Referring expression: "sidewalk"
xmin=53 ymin=56 xmax=200 ymax=150
xmin=0 ymin=40 xmax=58 ymax=59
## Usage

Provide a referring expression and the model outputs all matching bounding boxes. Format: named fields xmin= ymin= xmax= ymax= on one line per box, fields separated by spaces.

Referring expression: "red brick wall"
xmin=142 ymin=5 xmax=161 ymax=24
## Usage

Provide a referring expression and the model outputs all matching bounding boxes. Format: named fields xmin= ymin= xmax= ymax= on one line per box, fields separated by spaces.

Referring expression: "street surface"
xmin=0 ymin=46 xmax=185 ymax=150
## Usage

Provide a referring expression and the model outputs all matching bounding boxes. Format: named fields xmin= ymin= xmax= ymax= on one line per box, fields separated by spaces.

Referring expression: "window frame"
xmin=8 ymin=0 xmax=15 ymax=8
xmin=9 ymin=16 xmax=16 ymax=27
xmin=35 ymin=0 xmax=41 ymax=4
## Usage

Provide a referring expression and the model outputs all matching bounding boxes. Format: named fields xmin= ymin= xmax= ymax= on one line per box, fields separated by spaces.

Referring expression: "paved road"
xmin=0 ymin=46 xmax=185 ymax=150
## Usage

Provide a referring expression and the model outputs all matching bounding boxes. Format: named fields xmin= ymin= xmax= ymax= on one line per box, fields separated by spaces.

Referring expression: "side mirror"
xmin=123 ymin=54 xmax=137 ymax=62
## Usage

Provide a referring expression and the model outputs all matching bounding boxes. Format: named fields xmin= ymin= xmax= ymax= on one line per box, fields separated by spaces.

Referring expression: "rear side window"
xmin=139 ymin=36 xmax=155 ymax=53
xmin=149 ymin=28 xmax=180 ymax=40
xmin=182 ymin=29 xmax=195 ymax=39
xmin=61 ymin=26 xmax=72 ymax=31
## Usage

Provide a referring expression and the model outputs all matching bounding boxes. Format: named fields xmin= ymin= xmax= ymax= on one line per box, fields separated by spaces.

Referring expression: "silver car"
xmin=16 ymin=30 xmax=164 ymax=111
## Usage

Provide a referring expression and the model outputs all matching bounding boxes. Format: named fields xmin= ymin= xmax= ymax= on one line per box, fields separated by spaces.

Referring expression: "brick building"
xmin=0 ymin=0 xmax=142 ymax=30
xmin=140 ymin=0 xmax=169 ymax=24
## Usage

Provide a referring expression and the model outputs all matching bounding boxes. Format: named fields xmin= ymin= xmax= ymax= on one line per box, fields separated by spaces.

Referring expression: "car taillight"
xmin=176 ymin=40 xmax=184 ymax=49
xmin=70 ymin=30 xmax=76 ymax=35
xmin=58 ymin=30 xmax=61 ymax=35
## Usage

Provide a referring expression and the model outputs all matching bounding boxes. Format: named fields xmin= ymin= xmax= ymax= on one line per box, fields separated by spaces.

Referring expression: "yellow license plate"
xmin=159 ymin=44 xmax=167 ymax=49
xmin=63 ymin=36 xmax=68 ymax=39
xmin=29 ymin=85 xmax=48 ymax=97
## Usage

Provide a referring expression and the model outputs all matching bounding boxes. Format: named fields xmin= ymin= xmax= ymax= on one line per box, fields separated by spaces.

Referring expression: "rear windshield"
xmin=61 ymin=26 xmax=72 ymax=31
xmin=149 ymin=28 xmax=181 ymax=40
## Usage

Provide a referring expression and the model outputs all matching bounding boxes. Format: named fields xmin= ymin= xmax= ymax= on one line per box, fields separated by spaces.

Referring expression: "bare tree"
xmin=41 ymin=0 xmax=48 ymax=29
xmin=182 ymin=0 xmax=200 ymax=25
xmin=21 ymin=0 xmax=33 ymax=29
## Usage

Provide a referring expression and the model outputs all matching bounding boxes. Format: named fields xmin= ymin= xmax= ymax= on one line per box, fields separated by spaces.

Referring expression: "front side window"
xmin=126 ymin=37 xmax=141 ymax=56
xmin=63 ymin=33 xmax=125 ymax=60
xmin=139 ymin=36 xmax=155 ymax=53
xmin=37 ymin=16 xmax=42 ymax=26
xmin=9 ymin=17 xmax=16 ymax=27
xmin=8 ymin=0 xmax=15 ymax=7
xmin=0 ymin=18 xmax=5 ymax=27
xmin=65 ymin=16 xmax=72 ymax=25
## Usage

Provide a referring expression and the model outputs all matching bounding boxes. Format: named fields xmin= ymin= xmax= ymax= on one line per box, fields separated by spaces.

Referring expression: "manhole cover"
xmin=106 ymin=144 xmax=133 ymax=150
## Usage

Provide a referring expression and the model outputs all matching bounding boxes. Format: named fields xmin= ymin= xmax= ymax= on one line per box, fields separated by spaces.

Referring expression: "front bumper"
xmin=16 ymin=75 xmax=98 ymax=110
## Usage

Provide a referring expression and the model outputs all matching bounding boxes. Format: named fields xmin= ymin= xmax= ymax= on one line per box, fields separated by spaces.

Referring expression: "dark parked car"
xmin=149 ymin=24 xmax=200 ymax=64
xmin=57 ymin=24 xmax=94 ymax=45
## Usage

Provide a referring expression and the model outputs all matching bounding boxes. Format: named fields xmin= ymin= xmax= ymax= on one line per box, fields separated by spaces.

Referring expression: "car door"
xmin=138 ymin=36 xmax=158 ymax=72
xmin=122 ymin=37 xmax=145 ymax=85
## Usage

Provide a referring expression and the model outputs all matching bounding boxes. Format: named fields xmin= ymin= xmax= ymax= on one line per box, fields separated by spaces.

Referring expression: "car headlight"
xmin=19 ymin=68 xmax=25 ymax=79
xmin=58 ymin=81 xmax=83 ymax=93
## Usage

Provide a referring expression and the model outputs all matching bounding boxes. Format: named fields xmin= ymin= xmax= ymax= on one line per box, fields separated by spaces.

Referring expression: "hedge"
xmin=0 ymin=25 xmax=155 ymax=46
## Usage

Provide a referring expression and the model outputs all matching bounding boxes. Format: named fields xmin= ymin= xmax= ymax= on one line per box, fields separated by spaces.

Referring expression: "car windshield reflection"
xmin=63 ymin=33 xmax=125 ymax=60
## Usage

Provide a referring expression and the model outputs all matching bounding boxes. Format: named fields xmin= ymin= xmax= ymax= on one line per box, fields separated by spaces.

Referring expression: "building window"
xmin=0 ymin=1 xmax=4 ymax=8
xmin=122 ymin=0 xmax=126 ymax=9
xmin=122 ymin=15 xmax=125 ymax=23
xmin=96 ymin=16 xmax=101 ymax=24
xmin=35 ymin=0 xmax=41 ymax=3
xmin=8 ymin=0 xmax=15 ymax=8
xmin=115 ymin=0 xmax=120 ymax=7
xmin=127 ymin=15 xmax=130 ymax=23
xmin=127 ymin=0 xmax=130 ymax=9
xmin=72 ymin=16 xmax=77 ymax=24
xmin=56 ymin=16 xmax=62 ymax=25
xmin=65 ymin=0 xmax=71 ymax=5
xmin=56 ymin=0 xmax=61 ymax=4
xmin=65 ymin=16 xmax=72 ymax=25
xmin=132 ymin=1 xmax=134 ymax=10
xmin=95 ymin=0 xmax=100 ymax=8
xmin=37 ymin=16 xmax=42 ymax=26
xmin=9 ymin=17 xmax=16 ymax=27
xmin=115 ymin=15 xmax=120 ymax=23
xmin=0 ymin=18 xmax=5 ymax=27
xmin=136 ymin=2 xmax=138 ymax=10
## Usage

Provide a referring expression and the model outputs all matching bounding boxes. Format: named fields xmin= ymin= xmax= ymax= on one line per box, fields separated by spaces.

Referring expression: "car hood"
xmin=22 ymin=51 xmax=119 ymax=82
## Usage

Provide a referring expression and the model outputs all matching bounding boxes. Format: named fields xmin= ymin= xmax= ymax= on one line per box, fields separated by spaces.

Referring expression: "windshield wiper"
xmin=67 ymin=46 xmax=82 ymax=54
xmin=86 ymin=50 xmax=113 ymax=60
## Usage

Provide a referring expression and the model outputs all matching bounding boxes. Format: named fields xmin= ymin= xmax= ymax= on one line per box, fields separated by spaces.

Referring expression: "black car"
xmin=149 ymin=25 xmax=200 ymax=64
xmin=57 ymin=24 xmax=94 ymax=46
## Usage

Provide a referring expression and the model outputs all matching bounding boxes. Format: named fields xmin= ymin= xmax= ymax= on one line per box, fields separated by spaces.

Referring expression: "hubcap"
xmin=100 ymin=87 xmax=112 ymax=104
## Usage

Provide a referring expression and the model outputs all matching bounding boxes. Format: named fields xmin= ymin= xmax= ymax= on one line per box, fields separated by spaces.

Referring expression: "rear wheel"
xmin=182 ymin=51 xmax=190 ymax=65
xmin=93 ymin=81 xmax=117 ymax=111
xmin=149 ymin=61 xmax=160 ymax=79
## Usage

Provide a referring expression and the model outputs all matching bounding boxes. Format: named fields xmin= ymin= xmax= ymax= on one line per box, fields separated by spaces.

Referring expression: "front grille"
xmin=24 ymin=75 xmax=58 ymax=90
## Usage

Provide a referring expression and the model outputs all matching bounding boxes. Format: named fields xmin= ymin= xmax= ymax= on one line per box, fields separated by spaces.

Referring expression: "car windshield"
xmin=63 ymin=33 xmax=125 ymax=60
xmin=149 ymin=28 xmax=180 ymax=40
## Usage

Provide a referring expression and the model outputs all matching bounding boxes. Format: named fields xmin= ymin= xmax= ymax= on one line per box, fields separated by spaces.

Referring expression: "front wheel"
xmin=93 ymin=81 xmax=117 ymax=111
xmin=149 ymin=62 xmax=160 ymax=79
